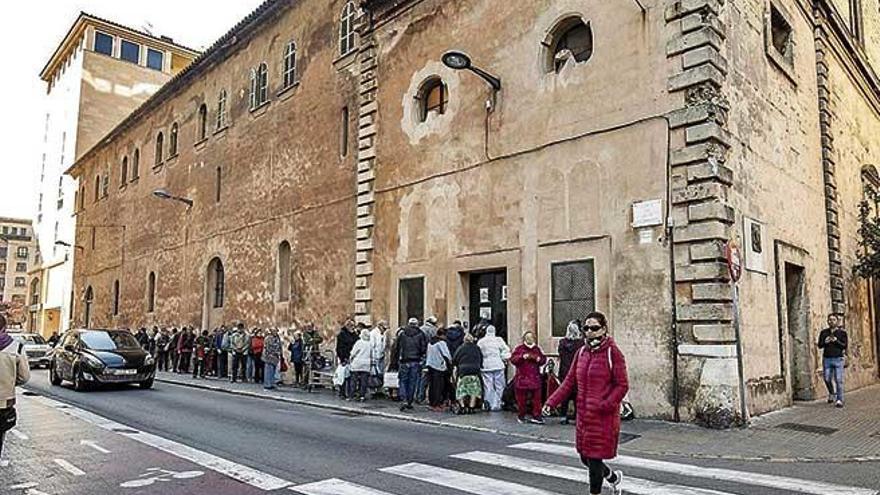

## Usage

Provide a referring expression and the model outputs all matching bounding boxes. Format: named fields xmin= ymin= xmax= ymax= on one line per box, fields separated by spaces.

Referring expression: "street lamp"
xmin=55 ymin=240 xmax=84 ymax=251
xmin=152 ymin=188 xmax=193 ymax=209
xmin=441 ymin=50 xmax=502 ymax=92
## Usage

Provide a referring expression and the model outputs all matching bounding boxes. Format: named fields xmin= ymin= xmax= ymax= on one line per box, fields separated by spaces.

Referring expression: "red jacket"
xmin=510 ymin=344 xmax=547 ymax=390
xmin=546 ymin=337 xmax=628 ymax=459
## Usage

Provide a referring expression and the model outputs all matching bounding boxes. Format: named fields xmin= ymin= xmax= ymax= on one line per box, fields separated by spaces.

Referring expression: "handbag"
xmin=368 ymin=362 xmax=383 ymax=388
xmin=280 ymin=357 xmax=289 ymax=373
xmin=0 ymin=407 xmax=17 ymax=433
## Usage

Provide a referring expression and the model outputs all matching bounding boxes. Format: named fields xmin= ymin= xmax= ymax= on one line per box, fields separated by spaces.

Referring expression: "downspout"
xmin=663 ymin=117 xmax=681 ymax=423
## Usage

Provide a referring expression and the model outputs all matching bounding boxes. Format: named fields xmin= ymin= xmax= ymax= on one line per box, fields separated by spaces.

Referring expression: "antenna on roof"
xmin=142 ymin=21 xmax=155 ymax=35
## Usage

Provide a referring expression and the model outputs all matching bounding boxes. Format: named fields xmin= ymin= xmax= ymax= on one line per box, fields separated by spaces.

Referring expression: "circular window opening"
xmin=417 ymin=77 xmax=448 ymax=122
xmin=546 ymin=17 xmax=594 ymax=73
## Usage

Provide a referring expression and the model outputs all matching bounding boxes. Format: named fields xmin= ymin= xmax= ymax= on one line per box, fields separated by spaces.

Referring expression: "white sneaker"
xmin=607 ymin=470 xmax=624 ymax=494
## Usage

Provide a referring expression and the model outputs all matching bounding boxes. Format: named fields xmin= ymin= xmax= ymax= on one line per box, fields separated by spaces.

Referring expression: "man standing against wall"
xmin=817 ymin=314 xmax=848 ymax=408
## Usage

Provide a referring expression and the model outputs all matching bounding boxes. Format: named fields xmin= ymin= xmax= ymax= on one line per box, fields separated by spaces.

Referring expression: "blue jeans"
xmin=398 ymin=362 xmax=421 ymax=405
xmin=263 ymin=362 xmax=277 ymax=389
xmin=246 ymin=355 xmax=255 ymax=381
xmin=823 ymin=357 xmax=845 ymax=402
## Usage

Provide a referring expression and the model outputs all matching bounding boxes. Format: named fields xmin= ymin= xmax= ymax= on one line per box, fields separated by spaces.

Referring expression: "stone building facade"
xmin=69 ymin=0 xmax=880 ymax=426
xmin=0 ymin=218 xmax=38 ymax=328
xmin=32 ymin=13 xmax=198 ymax=338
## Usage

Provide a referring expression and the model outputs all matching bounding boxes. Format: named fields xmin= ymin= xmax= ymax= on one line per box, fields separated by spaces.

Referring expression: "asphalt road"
xmin=3 ymin=371 xmax=878 ymax=495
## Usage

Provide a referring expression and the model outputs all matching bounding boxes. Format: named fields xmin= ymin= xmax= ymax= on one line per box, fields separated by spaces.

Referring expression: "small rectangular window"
xmin=147 ymin=48 xmax=164 ymax=71
xmin=16 ymin=247 xmax=28 ymax=259
xmin=15 ymin=277 xmax=26 ymax=288
xmin=340 ymin=106 xmax=350 ymax=158
xmin=120 ymin=40 xmax=140 ymax=64
xmin=551 ymin=260 xmax=596 ymax=337
xmin=16 ymin=262 xmax=27 ymax=272
xmin=94 ymin=31 xmax=113 ymax=56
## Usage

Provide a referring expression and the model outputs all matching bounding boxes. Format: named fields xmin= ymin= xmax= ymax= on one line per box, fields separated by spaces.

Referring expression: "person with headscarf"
xmin=557 ymin=320 xmax=585 ymax=424
xmin=477 ymin=325 xmax=511 ymax=412
xmin=544 ymin=311 xmax=628 ymax=495
xmin=1 ymin=314 xmax=30 ymax=461
xmin=510 ymin=331 xmax=547 ymax=424
xmin=452 ymin=333 xmax=483 ymax=414
xmin=349 ymin=328 xmax=373 ymax=401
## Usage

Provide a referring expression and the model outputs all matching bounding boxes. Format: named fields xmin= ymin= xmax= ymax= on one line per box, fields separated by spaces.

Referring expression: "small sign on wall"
xmin=743 ymin=217 xmax=766 ymax=273
xmin=632 ymin=199 xmax=664 ymax=228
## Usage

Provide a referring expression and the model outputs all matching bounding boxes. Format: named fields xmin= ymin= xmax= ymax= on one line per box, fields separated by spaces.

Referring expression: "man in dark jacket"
xmin=396 ymin=318 xmax=428 ymax=411
xmin=135 ymin=327 xmax=149 ymax=349
xmin=446 ymin=321 xmax=465 ymax=356
xmin=335 ymin=320 xmax=358 ymax=399
xmin=817 ymin=314 xmax=848 ymax=407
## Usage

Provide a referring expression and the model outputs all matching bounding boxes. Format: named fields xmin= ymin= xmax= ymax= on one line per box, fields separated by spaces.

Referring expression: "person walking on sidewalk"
xmin=511 ymin=331 xmax=547 ymax=424
xmin=818 ymin=314 xmax=848 ymax=407
xmin=426 ymin=328 xmax=452 ymax=411
xmin=289 ymin=331 xmax=305 ymax=386
xmin=1 ymin=314 xmax=30 ymax=461
xmin=263 ymin=329 xmax=282 ymax=390
xmin=396 ymin=318 xmax=428 ymax=411
xmin=230 ymin=324 xmax=249 ymax=383
xmin=544 ymin=311 xmax=628 ymax=495
xmin=452 ymin=333 xmax=483 ymax=414
xmin=557 ymin=320 xmax=584 ymax=424
xmin=478 ymin=325 xmax=511 ymax=412
xmin=335 ymin=320 xmax=358 ymax=399
xmin=350 ymin=329 xmax=373 ymax=401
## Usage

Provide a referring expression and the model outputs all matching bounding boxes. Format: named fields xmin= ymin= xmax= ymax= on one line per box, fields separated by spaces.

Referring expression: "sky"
xmin=0 ymin=0 xmax=265 ymax=220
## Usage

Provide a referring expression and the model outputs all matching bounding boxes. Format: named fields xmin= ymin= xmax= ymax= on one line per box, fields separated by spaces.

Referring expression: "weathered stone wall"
xmin=72 ymin=0 xmax=359 ymax=341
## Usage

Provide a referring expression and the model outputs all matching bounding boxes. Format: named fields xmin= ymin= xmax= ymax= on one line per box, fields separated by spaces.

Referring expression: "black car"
xmin=49 ymin=329 xmax=156 ymax=391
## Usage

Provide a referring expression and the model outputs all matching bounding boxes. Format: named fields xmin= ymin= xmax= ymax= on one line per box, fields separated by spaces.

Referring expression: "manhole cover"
xmin=775 ymin=423 xmax=838 ymax=436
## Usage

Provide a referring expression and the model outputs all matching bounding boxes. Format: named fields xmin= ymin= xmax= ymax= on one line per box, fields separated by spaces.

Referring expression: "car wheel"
xmin=49 ymin=362 xmax=62 ymax=386
xmin=73 ymin=367 xmax=88 ymax=392
xmin=139 ymin=378 xmax=154 ymax=389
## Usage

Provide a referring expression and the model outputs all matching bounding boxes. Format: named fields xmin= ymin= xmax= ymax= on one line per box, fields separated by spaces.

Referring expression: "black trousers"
xmin=428 ymin=368 xmax=448 ymax=407
xmin=0 ymin=429 xmax=5 ymax=459
xmin=580 ymin=456 xmax=615 ymax=494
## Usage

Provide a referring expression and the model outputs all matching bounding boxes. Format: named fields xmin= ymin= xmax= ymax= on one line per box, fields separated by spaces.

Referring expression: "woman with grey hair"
xmin=557 ymin=320 xmax=584 ymax=424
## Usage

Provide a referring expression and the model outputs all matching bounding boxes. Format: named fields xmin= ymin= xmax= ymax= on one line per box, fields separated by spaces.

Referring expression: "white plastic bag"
xmin=332 ymin=363 xmax=350 ymax=386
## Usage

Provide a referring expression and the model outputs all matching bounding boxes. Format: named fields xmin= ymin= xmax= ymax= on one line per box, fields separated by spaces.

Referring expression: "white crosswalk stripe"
xmin=382 ymin=462 xmax=564 ymax=495
xmin=510 ymin=442 xmax=879 ymax=495
xmin=291 ymin=478 xmax=395 ymax=495
xmin=453 ymin=451 xmax=736 ymax=495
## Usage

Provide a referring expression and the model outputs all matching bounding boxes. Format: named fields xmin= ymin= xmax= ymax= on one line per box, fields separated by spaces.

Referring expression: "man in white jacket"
xmin=478 ymin=325 xmax=511 ymax=411
xmin=1 ymin=314 xmax=30 ymax=461
xmin=369 ymin=321 xmax=388 ymax=385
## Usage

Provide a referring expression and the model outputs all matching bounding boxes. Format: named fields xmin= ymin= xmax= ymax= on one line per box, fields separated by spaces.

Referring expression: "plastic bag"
xmin=332 ymin=363 xmax=350 ymax=386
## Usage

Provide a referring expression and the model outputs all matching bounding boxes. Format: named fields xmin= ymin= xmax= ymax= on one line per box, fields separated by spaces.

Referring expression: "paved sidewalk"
xmin=155 ymin=372 xmax=880 ymax=463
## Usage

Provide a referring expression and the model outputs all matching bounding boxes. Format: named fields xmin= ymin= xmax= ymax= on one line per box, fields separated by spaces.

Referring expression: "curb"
xmin=155 ymin=377 xmax=880 ymax=464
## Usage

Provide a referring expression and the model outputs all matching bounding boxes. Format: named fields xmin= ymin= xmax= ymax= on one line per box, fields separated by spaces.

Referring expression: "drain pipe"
xmin=661 ymin=117 xmax=681 ymax=423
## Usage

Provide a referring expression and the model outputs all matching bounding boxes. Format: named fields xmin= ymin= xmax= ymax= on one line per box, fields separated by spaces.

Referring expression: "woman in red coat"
xmin=510 ymin=331 xmax=547 ymax=424
xmin=544 ymin=312 xmax=628 ymax=495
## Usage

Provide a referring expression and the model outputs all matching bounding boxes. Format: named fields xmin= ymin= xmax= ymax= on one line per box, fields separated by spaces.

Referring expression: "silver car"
xmin=10 ymin=333 xmax=52 ymax=368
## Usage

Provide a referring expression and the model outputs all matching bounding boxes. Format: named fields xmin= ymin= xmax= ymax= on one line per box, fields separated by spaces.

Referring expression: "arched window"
xmin=208 ymin=258 xmax=225 ymax=308
xmin=283 ymin=40 xmax=297 ymax=89
xmin=29 ymin=278 xmax=40 ymax=307
xmin=94 ymin=175 xmax=100 ymax=202
xmin=545 ymin=17 xmax=594 ymax=73
xmin=155 ymin=132 xmax=164 ymax=165
xmin=84 ymin=286 xmax=94 ymax=328
xmin=216 ymin=90 xmax=227 ymax=130
xmin=112 ymin=279 xmax=120 ymax=316
xmin=198 ymin=104 xmax=208 ymax=141
xmin=120 ymin=156 xmax=128 ymax=186
xmin=418 ymin=78 xmax=448 ymax=122
xmin=147 ymin=272 xmax=156 ymax=313
xmin=250 ymin=63 xmax=269 ymax=109
xmin=277 ymin=241 xmax=291 ymax=302
xmin=131 ymin=148 xmax=140 ymax=180
xmin=339 ymin=1 xmax=357 ymax=56
xmin=169 ymin=123 xmax=179 ymax=156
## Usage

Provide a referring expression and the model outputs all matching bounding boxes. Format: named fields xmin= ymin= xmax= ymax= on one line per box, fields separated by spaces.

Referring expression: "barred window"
xmin=216 ymin=90 xmax=228 ymax=130
xmin=551 ymin=260 xmax=596 ymax=337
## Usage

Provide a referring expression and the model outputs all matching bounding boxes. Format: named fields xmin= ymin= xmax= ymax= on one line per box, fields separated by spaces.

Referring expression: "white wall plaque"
xmin=632 ymin=199 xmax=664 ymax=228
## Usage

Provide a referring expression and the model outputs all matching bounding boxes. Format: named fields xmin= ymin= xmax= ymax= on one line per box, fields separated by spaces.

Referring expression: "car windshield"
xmin=12 ymin=334 xmax=47 ymax=345
xmin=80 ymin=331 xmax=140 ymax=351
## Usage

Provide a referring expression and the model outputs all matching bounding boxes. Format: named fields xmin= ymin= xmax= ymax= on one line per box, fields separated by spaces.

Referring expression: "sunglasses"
xmin=584 ymin=325 xmax=604 ymax=332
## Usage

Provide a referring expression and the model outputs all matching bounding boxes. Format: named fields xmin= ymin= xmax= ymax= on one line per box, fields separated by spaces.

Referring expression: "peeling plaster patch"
xmin=396 ymin=181 xmax=462 ymax=263
xmin=401 ymin=61 xmax=461 ymax=145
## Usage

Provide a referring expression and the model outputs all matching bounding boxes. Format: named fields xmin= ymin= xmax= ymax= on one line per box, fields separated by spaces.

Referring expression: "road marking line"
xmin=53 ymin=458 xmax=86 ymax=476
xmin=80 ymin=440 xmax=111 ymax=454
xmin=29 ymin=395 xmax=292 ymax=491
xmin=510 ymin=442 xmax=879 ymax=495
xmin=454 ymin=451 xmax=734 ymax=495
xmin=382 ymin=462 xmax=562 ymax=495
xmin=290 ymin=479 xmax=396 ymax=495
xmin=9 ymin=429 xmax=29 ymax=440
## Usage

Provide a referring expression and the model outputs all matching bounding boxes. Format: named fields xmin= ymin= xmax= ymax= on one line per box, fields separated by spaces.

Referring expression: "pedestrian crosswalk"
xmin=289 ymin=442 xmax=879 ymax=495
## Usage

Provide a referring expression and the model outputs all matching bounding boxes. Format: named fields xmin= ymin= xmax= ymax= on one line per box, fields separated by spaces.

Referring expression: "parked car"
xmin=9 ymin=333 xmax=52 ymax=368
xmin=49 ymin=329 xmax=156 ymax=391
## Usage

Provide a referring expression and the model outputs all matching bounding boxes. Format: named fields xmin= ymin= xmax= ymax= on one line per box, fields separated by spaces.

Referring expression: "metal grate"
xmin=551 ymin=260 xmax=596 ymax=337
xmin=775 ymin=423 xmax=838 ymax=436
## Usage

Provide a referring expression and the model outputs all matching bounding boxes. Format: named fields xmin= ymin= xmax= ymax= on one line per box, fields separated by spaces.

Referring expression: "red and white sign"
xmin=726 ymin=241 xmax=743 ymax=283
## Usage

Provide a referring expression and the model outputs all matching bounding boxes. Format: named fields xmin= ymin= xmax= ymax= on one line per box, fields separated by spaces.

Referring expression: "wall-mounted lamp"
xmin=153 ymin=188 xmax=194 ymax=209
xmin=442 ymin=51 xmax=502 ymax=92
